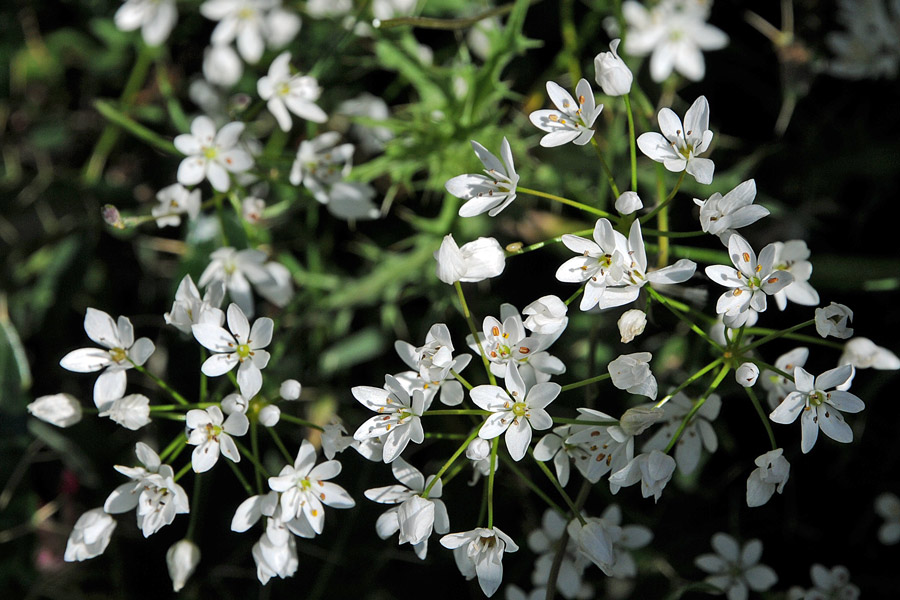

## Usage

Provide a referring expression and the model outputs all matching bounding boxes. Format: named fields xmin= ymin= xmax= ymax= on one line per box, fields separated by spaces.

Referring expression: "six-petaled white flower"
xmin=637 ymin=96 xmax=716 ymax=184
xmin=445 ymin=138 xmax=519 ymax=217
xmin=114 ymin=0 xmax=178 ymax=46
xmin=152 ymin=183 xmax=201 ymax=228
xmin=694 ymin=179 xmax=769 ymax=242
xmin=695 ymin=533 xmax=778 ymax=600
xmin=175 ymin=116 xmax=254 ymax=192
xmin=64 ymin=508 xmax=117 ymax=562
xmin=352 ymin=374 xmax=429 ymax=463
xmin=440 ymin=527 xmax=519 ymax=597
xmin=186 ymin=405 xmax=250 ymax=472
xmin=529 ymin=79 xmax=602 ymax=147
xmin=257 ymin=51 xmax=327 ymax=131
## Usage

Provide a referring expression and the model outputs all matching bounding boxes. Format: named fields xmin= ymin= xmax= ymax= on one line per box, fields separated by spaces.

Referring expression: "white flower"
xmin=608 ymin=450 xmax=676 ymax=502
xmin=445 ymin=138 xmax=519 ymax=217
xmin=746 ymin=448 xmax=790 ymax=507
xmin=252 ymin=521 xmax=298 ymax=584
xmin=643 ymin=392 xmax=719 ymax=474
xmin=875 ymin=492 xmax=900 ymax=545
xmin=324 ymin=181 xmax=380 ymax=221
xmin=98 ymin=393 xmax=152 ymax=430
xmin=695 ymin=533 xmax=778 ymax=600
xmin=114 ymin=0 xmax=177 ymax=46
xmin=257 ymin=51 xmax=327 ymax=131
xmin=614 ymin=191 xmax=643 ymax=215
xmin=637 ymin=96 xmax=715 ymax=184
xmin=533 ymin=425 xmax=578 ymax=487
xmin=564 ymin=408 xmax=636 ymax=487
xmin=528 ymin=509 xmax=587 ymax=597
xmin=840 ymin=337 xmax=900 ymax=370
xmin=735 ymin=362 xmax=760 ymax=387
xmin=557 ymin=218 xmax=696 ymax=311
xmin=267 ymin=439 xmax=355 ymax=534
xmin=522 ymin=295 xmax=569 ymax=335
xmin=440 ymin=527 xmax=519 ymax=597
xmin=434 ymin=234 xmax=506 ymax=285
xmin=352 ymin=375 xmax=429 ymax=463
xmin=621 ymin=0 xmax=728 ymax=82
xmin=242 ymin=196 xmax=265 ymax=223
xmin=192 ymin=303 xmax=273 ymax=398
xmin=617 ymin=309 xmax=647 ymax=343
xmin=186 ymin=405 xmax=250 ymax=472
xmin=567 ymin=517 xmax=620 ymax=575
xmin=64 ymin=508 xmax=116 ymax=562
xmin=608 ymin=352 xmax=658 ymax=400
xmin=796 ymin=564 xmax=860 ymax=599
xmin=166 ymin=539 xmax=200 ymax=592
xmin=59 ymin=308 xmax=155 ymax=410
xmin=769 ymin=365 xmax=865 ymax=453
xmin=336 ymin=92 xmax=393 ymax=155
xmin=198 ymin=247 xmax=287 ymax=318
xmin=288 ymin=132 xmax=353 ymax=200
xmin=815 ymin=302 xmax=854 ymax=339
xmin=165 ymin=274 xmax=225 ymax=334
xmin=200 ymin=0 xmax=274 ymax=64
xmin=27 ymin=393 xmax=82 ymax=427
xmin=759 ymin=240 xmax=817 ymax=311
xmin=203 ymin=44 xmax=243 ymax=87
xmin=705 ymin=234 xmax=794 ymax=328
xmin=321 ymin=419 xmax=355 ymax=459
xmin=264 ymin=6 xmax=301 ymax=48
xmin=152 ymin=183 xmax=201 ymax=228
xmin=594 ymin=39 xmax=633 ymax=96
xmin=365 ymin=458 xmax=449 ymax=558
xmin=693 ymin=179 xmax=769 ymax=241
xmin=761 ymin=347 xmax=809 ymax=410
xmin=174 ymin=116 xmax=253 ymax=192
xmin=529 ymin=79 xmax=602 ymax=147
xmin=596 ymin=504 xmax=653 ymax=579
xmin=394 ymin=323 xmax=471 ymax=407
xmin=470 ymin=364 xmax=560 ymax=461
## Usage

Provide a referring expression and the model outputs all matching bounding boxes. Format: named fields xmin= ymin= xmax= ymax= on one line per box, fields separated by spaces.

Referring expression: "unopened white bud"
xmin=618 ymin=406 xmax=664 ymax=436
xmin=258 ymin=404 xmax=281 ymax=427
xmin=166 ymin=539 xmax=200 ymax=592
xmin=27 ymin=393 xmax=83 ymax=428
xmin=466 ymin=437 xmax=491 ymax=461
xmin=614 ymin=191 xmax=643 ymax=215
xmin=735 ymin=362 xmax=760 ymax=387
xmin=617 ymin=309 xmax=647 ymax=343
xmin=280 ymin=379 xmax=302 ymax=400
xmin=594 ymin=39 xmax=633 ymax=96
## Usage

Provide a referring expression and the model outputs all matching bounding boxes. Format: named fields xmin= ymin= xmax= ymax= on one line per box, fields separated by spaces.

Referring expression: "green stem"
xmin=624 ymin=93 xmax=638 ymax=192
xmin=487 ymin=438 xmax=498 ymax=528
xmin=501 ymin=455 xmax=566 ymax=515
xmin=654 ymin=358 xmax=724 ymax=408
xmin=158 ymin=433 xmax=187 ymax=463
xmin=149 ymin=402 xmax=218 ymax=412
xmin=749 ymin=358 xmax=794 ymax=382
xmin=130 ymin=362 xmax=190 ymax=405
xmin=266 ymin=426 xmax=294 ymax=463
xmin=278 ymin=413 xmax=325 ymax=431
xmin=564 ymin=287 xmax=583 ymax=306
xmin=423 ymin=409 xmax=491 ymax=416
xmin=455 ymin=281 xmax=498 ymax=386
xmin=640 ymin=170 xmax=685 ymax=224
xmin=92 ymin=100 xmax=179 ymax=156
xmin=533 ymin=453 xmax=586 ymax=525
xmin=647 ymin=287 xmax=724 ymax=351
xmin=741 ymin=328 xmax=844 ymax=350
xmin=185 ymin=474 xmax=201 ymax=541
xmin=450 ymin=369 xmax=474 ymax=391
xmin=506 ymin=229 xmax=593 ymax=257
xmin=589 ymin=137 xmax=621 ymax=198
xmin=663 ymin=364 xmax=731 ymax=453
xmin=249 ymin=425 xmax=263 ymax=493
xmin=226 ymin=457 xmax=254 ymax=496
xmin=744 ymin=386 xmax=778 ymax=451
xmin=517 ymin=186 xmax=613 ymax=219
xmin=738 ymin=319 xmax=816 ymax=354
xmin=560 ymin=373 xmax=611 ymax=393
xmin=422 ymin=427 xmax=481 ymax=498
xmin=173 ymin=462 xmax=193 ymax=483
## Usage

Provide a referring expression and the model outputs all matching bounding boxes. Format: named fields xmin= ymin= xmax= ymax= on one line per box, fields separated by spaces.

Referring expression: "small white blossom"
xmin=761 ymin=347 xmax=809 ymax=410
xmin=242 ymin=196 xmax=265 ymax=223
xmin=98 ymin=393 xmax=152 ymax=430
xmin=840 ymin=337 xmax=900 ymax=370
xmin=279 ymin=379 xmax=302 ymax=400
xmin=434 ymin=235 xmax=506 ymax=285
xmin=64 ymin=508 xmax=117 ymax=562
xmin=695 ymin=533 xmax=778 ymax=600
xmin=203 ymin=44 xmax=243 ymax=87
xmin=192 ymin=303 xmax=273 ymax=398
xmin=336 ymin=92 xmax=393 ymax=155
xmin=441 ymin=527 xmax=519 ymax=597
xmin=769 ymin=365 xmax=865 ymax=453
xmin=567 ymin=517 xmax=620 ymax=575
xmin=152 ymin=183 xmax=201 ymax=228
xmin=267 ymin=439 xmax=355 ymax=534
xmin=875 ymin=492 xmax=900 ymax=545
xmin=198 ymin=247 xmax=290 ymax=318
xmin=794 ymin=564 xmax=860 ymax=599
xmin=594 ymin=39 xmax=633 ymax=96
xmin=114 ymin=0 xmax=177 ymax=46
xmin=166 ymin=540 xmax=200 ymax=592
xmin=522 ymin=295 xmax=569 ymax=335
xmin=470 ymin=364 xmax=560 ymax=461
xmin=735 ymin=362 xmax=760 ymax=387
xmin=614 ymin=191 xmax=643 ymax=215
xmin=258 ymin=404 xmax=281 ymax=427
xmin=257 ymin=51 xmax=327 ymax=131
xmin=200 ymin=0 xmax=274 ymax=64
xmin=620 ymin=0 xmax=728 ymax=82
xmin=643 ymin=392 xmax=719 ymax=474
xmin=815 ymin=302 xmax=854 ymax=339
xmin=637 ymin=96 xmax=715 ymax=184
xmin=529 ymin=79 xmax=602 ymax=147
xmin=352 ymin=375 xmax=429 ymax=463
xmin=446 ymin=138 xmax=519 ymax=217
xmin=746 ymin=448 xmax=790 ymax=507
xmin=596 ymin=504 xmax=653 ymax=579
xmin=608 ymin=352 xmax=658 ymax=399
xmin=705 ymin=234 xmax=794 ymax=328
xmin=59 ymin=308 xmax=155 ymax=410
xmin=617 ymin=309 xmax=647 ymax=343
xmin=186 ymin=405 xmax=249 ymax=472
xmin=394 ymin=323 xmax=471 ymax=407
xmin=174 ymin=116 xmax=253 ymax=192
xmin=564 ymin=409 xmax=635 ymax=488
xmin=608 ymin=450 xmax=676 ymax=502
xmin=770 ymin=240 xmax=820 ymax=310
xmin=693 ymin=179 xmax=769 ymax=241
xmin=27 ymin=393 xmax=82 ymax=428
xmin=165 ymin=275 xmax=226 ymax=334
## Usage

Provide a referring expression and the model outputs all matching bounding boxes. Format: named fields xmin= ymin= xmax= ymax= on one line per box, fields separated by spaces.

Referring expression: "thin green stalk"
xmin=664 ymin=364 xmax=731 ymax=453
xmin=422 ymin=427 xmax=481 ymax=498
xmin=741 ymin=328 xmax=844 ymax=350
xmin=517 ymin=186 xmax=613 ymax=218
xmin=749 ymin=358 xmax=794 ymax=382
xmin=92 ymin=100 xmax=179 ymax=156
xmin=655 ymin=358 xmax=724 ymax=408
xmin=744 ymin=386 xmax=778 ymax=450
xmin=172 ymin=462 xmax=193 ymax=483
xmin=455 ymin=281 xmax=497 ymax=386
xmin=450 ymin=369 xmax=474 ymax=391
xmin=532 ymin=452 xmax=586 ymax=525
xmin=501 ymin=455 xmax=566 ymax=516
xmin=249 ymin=424 xmax=263 ymax=493
xmin=560 ymin=373 xmax=611 ymax=393
xmin=424 ymin=432 xmax=471 ymax=440
xmin=738 ymin=319 xmax=816 ymax=354
xmin=640 ymin=171 xmax=685 ymax=224
xmin=589 ymin=137 xmax=621 ymax=198
xmin=278 ymin=413 xmax=325 ymax=431
xmin=506 ymin=229 xmax=593 ymax=257
xmin=149 ymin=402 xmax=218 ymax=412
xmin=130 ymin=362 xmax=190 ymax=405
xmin=564 ymin=287 xmax=583 ymax=306
xmin=487 ymin=438 xmax=498 ymax=528
xmin=266 ymin=426 xmax=294 ymax=463
xmin=158 ymin=433 xmax=187 ymax=463
xmin=185 ymin=474 xmax=202 ymax=541
xmin=226 ymin=457 xmax=254 ymax=496
xmin=624 ymin=93 xmax=638 ymax=192
xmin=648 ymin=287 xmax=724 ymax=351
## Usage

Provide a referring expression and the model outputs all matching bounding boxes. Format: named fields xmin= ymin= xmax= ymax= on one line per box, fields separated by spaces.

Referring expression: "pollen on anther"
xmin=492 ymin=326 xmax=500 ymax=336
xmin=520 ymin=347 xmax=530 ymax=354
xmin=733 ymin=289 xmax=743 ymax=296
xmin=767 ymin=277 xmax=779 ymax=284
xmin=742 ymin=252 xmax=751 ymax=262
xmin=549 ymin=114 xmax=559 ymax=122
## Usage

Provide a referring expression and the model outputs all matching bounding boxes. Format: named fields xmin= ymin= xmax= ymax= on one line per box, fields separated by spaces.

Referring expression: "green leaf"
xmin=0 ymin=310 xmax=32 ymax=411
xmin=318 ymin=327 xmax=386 ymax=375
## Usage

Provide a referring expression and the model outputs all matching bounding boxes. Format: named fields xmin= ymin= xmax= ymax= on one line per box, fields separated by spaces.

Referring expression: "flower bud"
xmin=397 ymin=495 xmax=436 ymax=545
xmin=466 ymin=437 xmax=491 ymax=461
xmin=567 ymin=518 xmax=620 ymax=574
xmin=523 ymin=295 xmax=568 ymax=334
xmin=203 ymin=44 xmax=243 ymax=88
xmin=614 ymin=191 xmax=643 ymax=215
xmin=617 ymin=309 xmax=647 ymax=343
xmin=279 ymin=379 xmax=303 ymax=400
xmin=258 ymin=404 xmax=281 ymax=427
xmin=27 ymin=393 xmax=83 ymax=427
xmin=166 ymin=539 xmax=200 ymax=592
xmin=594 ymin=39 xmax=633 ymax=96
xmin=434 ymin=235 xmax=506 ymax=285
xmin=618 ymin=406 xmax=664 ymax=437
xmin=735 ymin=362 xmax=760 ymax=387
xmin=101 ymin=205 xmax=125 ymax=229
xmin=64 ymin=508 xmax=116 ymax=562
